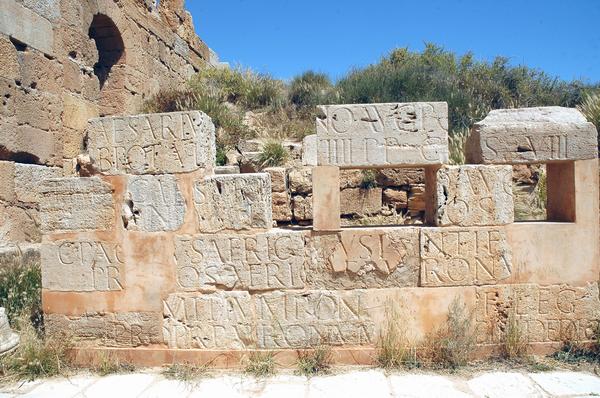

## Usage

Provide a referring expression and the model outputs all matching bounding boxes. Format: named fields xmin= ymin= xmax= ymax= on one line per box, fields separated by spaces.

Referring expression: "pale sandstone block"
xmin=14 ymin=163 xmax=63 ymax=203
xmin=263 ymin=167 xmax=287 ymax=192
xmin=420 ymin=227 xmax=512 ymax=287
xmin=0 ymin=0 xmax=54 ymax=55
xmin=467 ymin=107 xmax=598 ymax=164
xmin=0 ymin=37 xmax=19 ymax=80
xmin=313 ymin=166 xmax=340 ymax=231
xmin=315 ymin=102 xmax=449 ymax=167
xmin=0 ymin=124 xmax=57 ymax=166
xmin=41 ymin=240 xmax=124 ymax=291
xmin=0 ymin=204 xmax=40 ymax=243
xmin=383 ymin=188 xmax=408 ymax=209
xmin=305 ymin=227 xmax=419 ymax=289
xmin=288 ymin=167 xmax=312 ymax=194
xmin=272 ymin=191 xmax=292 ymax=222
xmin=39 ymin=177 xmax=114 ymax=232
xmin=0 ymin=161 xmax=16 ymax=202
xmin=376 ymin=168 xmax=424 ymax=186
xmin=175 ymin=230 xmax=305 ymax=291
xmin=62 ymin=93 xmax=98 ymax=131
xmin=292 ymin=195 xmax=313 ymax=221
xmin=163 ymin=292 xmax=254 ymax=349
xmin=340 ymin=187 xmax=382 ymax=216
xmin=475 ymin=283 xmax=600 ymax=344
xmin=193 ymin=173 xmax=272 ymax=233
xmin=86 ymin=111 xmax=216 ymax=175
xmin=255 ymin=290 xmax=376 ymax=348
xmin=45 ymin=312 xmax=162 ymax=347
xmin=434 ymin=165 xmax=514 ymax=226
xmin=124 ymin=175 xmax=185 ymax=232
xmin=302 ymin=134 xmax=318 ymax=166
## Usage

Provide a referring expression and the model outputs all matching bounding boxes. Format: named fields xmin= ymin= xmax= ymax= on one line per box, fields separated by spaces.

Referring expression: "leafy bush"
xmin=289 ymin=71 xmax=336 ymax=108
xmin=296 ymin=346 xmax=332 ymax=377
xmin=360 ymin=169 xmax=377 ymax=189
xmin=244 ymin=351 xmax=275 ymax=378
xmin=258 ymin=141 xmax=288 ymax=168
xmin=0 ymin=247 xmax=42 ymax=328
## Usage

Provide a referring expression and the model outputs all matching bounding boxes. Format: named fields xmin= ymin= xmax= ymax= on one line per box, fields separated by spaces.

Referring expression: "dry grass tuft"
xmin=500 ymin=312 xmax=529 ymax=360
xmin=296 ymin=346 xmax=332 ymax=377
xmin=376 ymin=306 xmax=419 ymax=370
xmin=243 ymin=351 xmax=276 ymax=378
xmin=162 ymin=362 xmax=210 ymax=383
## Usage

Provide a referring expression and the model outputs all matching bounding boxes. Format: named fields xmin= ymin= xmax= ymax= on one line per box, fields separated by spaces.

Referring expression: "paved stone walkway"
xmin=1 ymin=369 xmax=600 ymax=397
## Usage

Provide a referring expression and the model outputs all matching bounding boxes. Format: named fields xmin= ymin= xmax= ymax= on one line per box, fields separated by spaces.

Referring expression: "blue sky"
xmin=188 ymin=0 xmax=600 ymax=83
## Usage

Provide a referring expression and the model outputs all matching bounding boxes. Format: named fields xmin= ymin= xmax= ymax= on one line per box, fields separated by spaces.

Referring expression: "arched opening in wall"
xmin=88 ymin=14 xmax=125 ymax=90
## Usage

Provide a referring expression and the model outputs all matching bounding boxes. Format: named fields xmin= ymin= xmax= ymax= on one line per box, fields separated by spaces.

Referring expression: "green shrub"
xmin=360 ymin=169 xmax=377 ymax=189
xmin=289 ymin=71 xmax=336 ymax=108
xmin=258 ymin=141 xmax=288 ymax=168
xmin=295 ymin=346 xmax=332 ymax=377
xmin=0 ymin=247 xmax=42 ymax=328
xmin=243 ymin=352 xmax=275 ymax=378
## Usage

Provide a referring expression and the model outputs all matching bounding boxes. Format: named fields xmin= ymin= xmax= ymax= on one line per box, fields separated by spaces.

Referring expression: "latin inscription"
xmin=163 ymin=292 xmax=254 ymax=349
xmin=315 ymin=102 xmax=449 ymax=167
xmin=175 ymin=231 xmax=305 ymax=291
xmin=420 ymin=228 xmax=512 ymax=287
xmin=42 ymin=240 xmax=124 ymax=291
xmin=475 ymin=284 xmax=600 ymax=344
xmin=255 ymin=291 xmax=375 ymax=348
xmin=86 ymin=111 xmax=216 ymax=175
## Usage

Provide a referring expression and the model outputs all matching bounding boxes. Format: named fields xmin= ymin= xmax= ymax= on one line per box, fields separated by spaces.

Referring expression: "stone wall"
xmin=0 ymin=0 xmax=215 ymax=247
xmin=40 ymin=104 xmax=600 ymax=366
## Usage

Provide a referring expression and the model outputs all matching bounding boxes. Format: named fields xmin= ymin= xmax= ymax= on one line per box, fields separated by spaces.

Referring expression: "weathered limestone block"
xmin=383 ymin=188 xmax=408 ymax=210
xmin=475 ymin=283 xmax=600 ymax=344
xmin=0 ymin=0 xmax=54 ymax=55
xmin=86 ymin=111 xmax=216 ymax=175
xmin=45 ymin=312 xmax=162 ymax=347
xmin=340 ymin=187 xmax=382 ymax=216
xmin=0 ymin=204 xmax=40 ymax=243
xmin=289 ymin=167 xmax=312 ymax=194
xmin=163 ymin=292 xmax=254 ymax=349
xmin=175 ymin=230 xmax=305 ymax=291
xmin=376 ymin=168 xmax=424 ymax=186
xmin=0 ymin=308 xmax=19 ymax=354
xmin=292 ymin=195 xmax=313 ymax=221
xmin=302 ymin=134 xmax=318 ymax=166
xmin=264 ymin=167 xmax=287 ymax=192
xmin=0 ymin=37 xmax=19 ymax=80
xmin=315 ymin=102 xmax=449 ymax=167
xmin=124 ymin=175 xmax=185 ymax=232
xmin=434 ymin=165 xmax=514 ymax=226
xmin=0 ymin=124 xmax=57 ymax=166
xmin=305 ymin=227 xmax=420 ymax=289
xmin=256 ymin=290 xmax=376 ymax=348
xmin=193 ymin=174 xmax=272 ymax=232
xmin=467 ymin=107 xmax=599 ymax=164
xmin=41 ymin=240 xmax=124 ymax=291
xmin=272 ymin=191 xmax=292 ymax=222
xmin=13 ymin=164 xmax=63 ymax=204
xmin=408 ymin=185 xmax=426 ymax=214
xmin=420 ymin=227 xmax=512 ymax=287
xmin=39 ymin=177 xmax=114 ymax=232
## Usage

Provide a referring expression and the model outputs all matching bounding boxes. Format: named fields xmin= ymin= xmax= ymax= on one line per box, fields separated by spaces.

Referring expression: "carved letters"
xmin=420 ymin=228 xmax=512 ymax=287
xmin=314 ymin=102 xmax=449 ymax=167
xmin=175 ymin=231 xmax=305 ymax=291
xmin=86 ymin=111 xmax=216 ymax=175
xmin=42 ymin=240 xmax=124 ymax=291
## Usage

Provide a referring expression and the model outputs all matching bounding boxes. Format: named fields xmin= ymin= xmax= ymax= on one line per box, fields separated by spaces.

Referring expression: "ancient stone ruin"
xmin=34 ymin=102 xmax=599 ymax=366
xmin=1 ymin=0 xmax=599 ymax=368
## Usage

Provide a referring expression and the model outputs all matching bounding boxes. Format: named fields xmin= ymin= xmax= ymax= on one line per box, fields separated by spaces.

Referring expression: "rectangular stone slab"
xmin=420 ymin=227 xmax=513 ymax=287
xmin=39 ymin=177 xmax=114 ymax=232
xmin=42 ymin=239 xmax=124 ymax=291
xmin=86 ymin=111 xmax=216 ymax=175
xmin=175 ymin=230 xmax=306 ymax=291
xmin=193 ymin=173 xmax=272 ymax=233
xmin=433 ymin=165 xmax=514 ymax=226
xmin=315 ymin=102 xmax=449 ymax=167
xmin=467 ymin=107 xmax=598 ymax=164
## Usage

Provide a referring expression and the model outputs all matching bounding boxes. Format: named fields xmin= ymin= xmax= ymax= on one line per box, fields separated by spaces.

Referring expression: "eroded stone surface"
xmin=256 ymin=290 xmax=375 ymax=348
xmin=39 ymin=177 xmax=114 ymax=232
xmin=42 ymin=240 xmax=124 ymax=291
xmin=45 ymin=312 xmax=162 ymax=347
xmin=14 ymin=163 xmax=63 ymax=203
xmin=124 ymin=175 xmax=185 ymax=232
xmin=305 ymin=228 xmax=419 ymax=289
xmin=315 ymin=102 xmax=448 ymax=167
xmin=420 ymin=227 xmax=512 ymax=287
xmin=475 ymin=283 xmax=600 ymax=344
xmin=193 ymin=173 xmax=272 ymax=232
xmin=434 ymin=165 xmax=514 ymax=226
xmin=467 ymin=107 xmax=599 ymax=164
xmin=175 ymin=231 xmax=305 ymax=291
xmin=163 ymin=292 xmax=254 ymax=349
xmin=86 ymin=111 xmax=216 ymax=175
